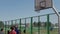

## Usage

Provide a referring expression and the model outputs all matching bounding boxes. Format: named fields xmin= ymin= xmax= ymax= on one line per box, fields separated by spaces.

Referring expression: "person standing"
xmin=0 ymin=28 xmax=4 ymax=34
xmin=14 ymin=25 xmax=20 ymax=34
xmin=9 ymin=26 xmax=16 ymax=34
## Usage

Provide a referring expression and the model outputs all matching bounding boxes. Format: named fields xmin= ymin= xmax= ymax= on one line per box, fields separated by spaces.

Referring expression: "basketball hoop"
xmin=35 ymin=0 xmax=52 ymax=11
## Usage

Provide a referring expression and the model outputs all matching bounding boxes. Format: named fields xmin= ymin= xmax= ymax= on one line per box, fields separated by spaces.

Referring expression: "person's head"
xmin=15 ymin=24 xmax=18 ymax=27
xmin=14 ymin=25 xmax=18 ymax=29
xmin=10 ymin=26 xmax=15 ymax=30
xmin=1 ymin=28 xmax=4 ymax=32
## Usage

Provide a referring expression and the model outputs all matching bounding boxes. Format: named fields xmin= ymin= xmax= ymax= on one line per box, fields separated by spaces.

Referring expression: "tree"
xmin=0 ymin=21 xmax=4 ymax=28
xmin=44 ymin=22 xmax=51 ymax=27
xmin=33 ymin=22 xmax=37 ymax=27
xmin=55 ymin=23 xmax=58 ymax=27
xmin=33 ymin=21 xmax=41 ymax=27
xmin=38 ymin=21 xmax=41 ymax=27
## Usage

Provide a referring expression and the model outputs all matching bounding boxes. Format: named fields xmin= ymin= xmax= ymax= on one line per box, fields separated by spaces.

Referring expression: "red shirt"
xmin=9 ymin=30 xmax=16 ymax=34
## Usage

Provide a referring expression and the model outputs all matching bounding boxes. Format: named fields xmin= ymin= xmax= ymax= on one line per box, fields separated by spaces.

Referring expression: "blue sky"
xmin=0 ymin=0 xmax=60 ymax=24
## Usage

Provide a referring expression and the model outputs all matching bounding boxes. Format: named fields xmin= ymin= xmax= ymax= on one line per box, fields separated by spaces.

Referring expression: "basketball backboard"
xmin=35 ymin=0 xmax=52 ymax=11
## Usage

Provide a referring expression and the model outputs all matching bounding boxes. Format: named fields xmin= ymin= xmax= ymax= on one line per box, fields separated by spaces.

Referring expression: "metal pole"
xmin=31 ymin=17 xmax=33 ymax=34
xmin=11 ymin=20 xmax=13 ymax=26
xmin=25 ymin=18 xmax=26 ymax=34
xmin=15 ymin=20 xmax=17 ymax=25
xmin=58 ymin=15 xmax=60 ymax=34
xmin=52 ymin=5 xmax=60 ymax=34
xmin=20 ymin=19 xmax=21 ymax=32
xmin=47 ymin=14 xmax=50 ymax=34
xmin=38 ymin=16 xmax=40 ymax=34
xmin=5 ymin=21 xmax=7 ymax=34
xmin=8 ymin=21 xmax=9 ymax=29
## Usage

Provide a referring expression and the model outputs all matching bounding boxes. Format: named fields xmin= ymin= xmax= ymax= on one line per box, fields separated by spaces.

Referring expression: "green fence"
xmin=2 ymin=12 xmax=59 ymax=34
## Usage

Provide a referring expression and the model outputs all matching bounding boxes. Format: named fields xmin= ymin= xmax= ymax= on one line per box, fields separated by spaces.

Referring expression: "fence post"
xmin=15 ymin=20 xmax=17 ymax=25
xmin=19 ymin=19 xmax=21 ymax=32
xmin=5 ymin=21 xmax=7 ymax=34
xmin=31 ymin=17 xmax=33 ymax=34
xmin=47 ymin=14 xmax=50 ymax=34
xmin=38 ymin=16 xmax=40 ymax=34
xmin=8 ymin=21 xmax=9 ymax=29
xmin=11 ymin=20 xmax=13 ymax=26
xmin=25 ymin=18 xmax=26 ymax=34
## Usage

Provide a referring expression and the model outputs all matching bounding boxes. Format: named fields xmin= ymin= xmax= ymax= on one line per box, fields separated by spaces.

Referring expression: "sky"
xmin=0 ymin=0 xmax=60 ymax=24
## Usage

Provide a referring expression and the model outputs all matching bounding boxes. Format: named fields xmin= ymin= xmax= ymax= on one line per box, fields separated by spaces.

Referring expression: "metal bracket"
xmin=52 ymin=5 xmax=60 ymax=34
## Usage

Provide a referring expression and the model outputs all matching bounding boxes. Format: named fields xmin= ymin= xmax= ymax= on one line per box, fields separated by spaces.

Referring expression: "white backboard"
xmin=35 ymin=0 xmax=52 ymax=11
